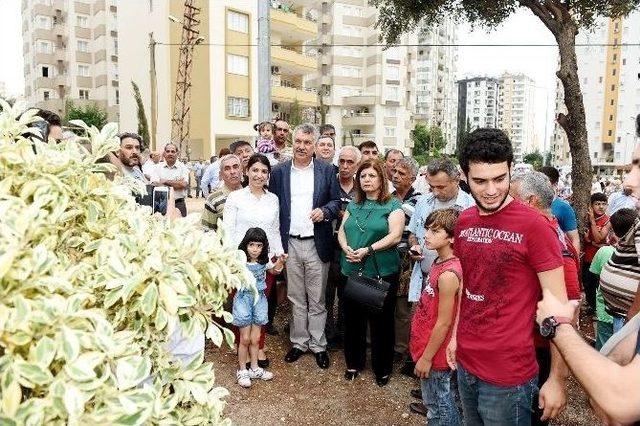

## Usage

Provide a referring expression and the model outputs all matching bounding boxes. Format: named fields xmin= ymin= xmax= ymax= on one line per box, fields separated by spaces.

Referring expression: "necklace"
xmin=354 ymin=200 xmax=375 ymax=233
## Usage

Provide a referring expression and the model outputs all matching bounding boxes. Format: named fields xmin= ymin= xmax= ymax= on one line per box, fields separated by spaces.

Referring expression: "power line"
xmin=155 ymin=42 xmax=640 ymax=48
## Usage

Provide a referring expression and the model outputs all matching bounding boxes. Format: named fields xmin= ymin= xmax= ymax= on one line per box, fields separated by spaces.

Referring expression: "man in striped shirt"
xmin=201 ymin=154 xmax=243 ymax=231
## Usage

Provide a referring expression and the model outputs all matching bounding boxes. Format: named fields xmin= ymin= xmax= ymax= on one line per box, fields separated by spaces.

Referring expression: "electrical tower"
xmin=170 ymin=0 xmax=202 ymax=159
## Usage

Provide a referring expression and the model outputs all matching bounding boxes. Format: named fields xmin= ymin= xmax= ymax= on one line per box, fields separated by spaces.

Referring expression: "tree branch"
xmin=520 ymin=0 xmax=559 ymax=34
xmin=545 ymin=0 xmax=567 ymax=23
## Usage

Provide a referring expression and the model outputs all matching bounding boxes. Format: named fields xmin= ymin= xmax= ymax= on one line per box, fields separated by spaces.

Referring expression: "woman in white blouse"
xmin=223 ymin=153 xmax=283 ymax=368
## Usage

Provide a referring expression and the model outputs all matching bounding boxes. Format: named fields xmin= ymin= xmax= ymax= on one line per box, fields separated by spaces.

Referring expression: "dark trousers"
xmin=325 ymin=255 xmax=345 ymax=341
xmin=343 ymin=272 xmax=398 ymax=378
xmin=532 ymin=347 xmax=551 ymax=426
xmin=581 ymin=261 xmax=597 ymax=311
xmin=267 ymin=274 xmax=282 ymax=326
xmin=174 ymin=198 xmax=187 ymax=217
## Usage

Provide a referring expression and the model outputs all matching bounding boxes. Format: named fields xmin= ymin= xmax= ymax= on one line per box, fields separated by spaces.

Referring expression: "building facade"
xmin=21 ymin=0 xmax=120 ymax=122
xmin=498 ymin=72 xmax=536 ymax=162
xmin=312 ymin=0 xmax=418 ymax=154
xmin=415 ymin=19 xmax=458 ymax=154
xmin=552 ymin=11 xmax=640 ymax=170
xmin=456 ymin=76 xmax=500 ymax=150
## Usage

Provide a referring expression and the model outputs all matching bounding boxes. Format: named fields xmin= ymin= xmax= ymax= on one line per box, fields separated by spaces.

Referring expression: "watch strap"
xmin=553 ymin=316 xmax=572 ymax=325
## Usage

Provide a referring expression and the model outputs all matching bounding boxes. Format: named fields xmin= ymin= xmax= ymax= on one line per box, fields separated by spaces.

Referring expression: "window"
xmin=227 ymin=97 xmax=249 ymax=118
xmin=387 ymin=66 xmax=400 ymax=80
xmin=77 ymin=40 xmax=89 ymax=52
xmin=77 ymin=15 xmax=88 ymax=28
xmin=79 ymin=89 xmax=90 ymax=100
xmin=599 ymin=76 xmax=603 ymax=83
xmin=385 ymin=86 xmax=399 ymax=101
xmin=149 ymin=0 xmax=153 ymax=12
xmin=115 ymin=89 xmax=119 ymax=105
xmin=341 ymin=25 xmax=363 ymax=37
xmin=611 ymin=84 xmax=616 ymax=91
xmin=611 ymin=99 xmax=615 ymax=105
xmin=336 ymin=66 xmax=361 ymax=78
xmin=609 ymin=114 xmax=614 ymax=121
xmin=385 ymin=106 xmax=397 ymax=117
xmin=37 ymin=16 xmax=52 ymax=29
xmin=385 ymin=47 xmax=401 ymax=61
xmin=37 ymin=41 xmax=52 ymax=53
xmin=612 ymin=68 xmax=617 ymax=76
xmin=608 ymin=130 xmax=613 ymax=137
xmin=227 ymin=10 xmax=249 ymax=33
xmin=227 ymin=54 xmax=248 ymax=76
xmin=623 ymin=58 xmax=626 ymax=65
xmin=43 ymin=91 xmax=50 ymax=100
xmin=384 ymin=127 xmax=395 ymax=137
xmin=41 ymin=66 xmax=49 ymax=77
xmin=78 ymin=64 xmax=90 ymax=76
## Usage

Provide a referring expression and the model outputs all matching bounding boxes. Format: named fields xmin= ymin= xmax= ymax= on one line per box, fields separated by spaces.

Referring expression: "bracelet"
xmin=367 ymin=246 xmax=374 ymax=255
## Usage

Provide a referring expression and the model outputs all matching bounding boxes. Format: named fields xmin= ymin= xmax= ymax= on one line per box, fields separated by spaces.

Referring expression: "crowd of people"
xmin=34 ymin=106 xmax=640 ymax=425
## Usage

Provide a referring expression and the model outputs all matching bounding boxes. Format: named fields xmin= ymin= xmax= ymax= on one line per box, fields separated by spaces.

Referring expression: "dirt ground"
xmin=205 ymin=302 xmax=599 ymax=425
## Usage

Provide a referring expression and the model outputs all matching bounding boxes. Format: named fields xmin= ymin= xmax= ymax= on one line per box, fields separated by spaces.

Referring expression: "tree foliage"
xmin=65 ymin=102 xmax=108 ymax=135
xmin=132 ymin=81 xmax=150 ymax=152
xmin=0 ymin=100 xmax=251 ymax=424
xmin=371 ymin=0 xmax=640 ymax=231
xmin=523 ymin=149 xmax=544 ymax=169
xmin=412 ymin=123 xmax=447 ymax=165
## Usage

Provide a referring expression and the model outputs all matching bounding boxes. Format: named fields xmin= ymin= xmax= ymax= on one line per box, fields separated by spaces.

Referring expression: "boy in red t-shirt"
xmin=410 ymin=208 xmax=462 ymax=425
xmin=583 ymin=192 xmax=610 ymax=313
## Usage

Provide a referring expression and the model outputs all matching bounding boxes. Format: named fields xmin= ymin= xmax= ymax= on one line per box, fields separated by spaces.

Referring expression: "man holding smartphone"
xmin=150 ymin=143 xmax=189 ymax=217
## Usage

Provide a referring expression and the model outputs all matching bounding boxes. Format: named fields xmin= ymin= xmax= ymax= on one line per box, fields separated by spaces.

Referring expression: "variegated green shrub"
xmin=0 ymin=100 xmax=254 ymax=425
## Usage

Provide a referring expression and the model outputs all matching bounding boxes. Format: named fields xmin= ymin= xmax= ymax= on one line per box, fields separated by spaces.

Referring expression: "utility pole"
xmin=257 ymin=0 xmax=271 ymax=122
xmin=149 ymin=33 xmax=157 ymax=150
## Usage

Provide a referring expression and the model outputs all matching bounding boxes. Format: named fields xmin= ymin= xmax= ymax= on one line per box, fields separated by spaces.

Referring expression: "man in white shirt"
xmin=142 ymin=150 xmax=162 ymax=180
xmin=269 ymin=123 xmax=341 ymax=369
xmin=151 ymin=143 xmax=190 ymax=217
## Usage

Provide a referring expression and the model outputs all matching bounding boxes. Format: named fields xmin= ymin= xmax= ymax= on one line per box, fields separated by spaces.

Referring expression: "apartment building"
xmin=415 ymin=19 xmax=458 ymax=154
xmin=270 ymin=0 xmax=318 ymax=121
xmin=456 ymin=76 xmax=500 ymax=150
xmin=22 ymin=0 xmax=120 ymax=122
xmin=552 ymin=11 xmax=640 ymax=171
xmin=498 ymin=72 xmax=536 ymax=162
xmin=312 ymin=0 xmax=418 ymax=154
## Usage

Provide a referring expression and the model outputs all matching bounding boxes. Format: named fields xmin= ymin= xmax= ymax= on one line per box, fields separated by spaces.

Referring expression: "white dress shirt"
xmin=222 ymin=186 xmax=284 ymax=256
xmin=150 ymin=161 xmax=189 ymax=199
xmin=142 ymin=160 xmax=159 ymax=178
xmin=289 ymin=160 xmax=315 ymax=237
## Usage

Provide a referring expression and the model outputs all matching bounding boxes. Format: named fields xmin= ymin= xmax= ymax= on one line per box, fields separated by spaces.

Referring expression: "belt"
xmin=175 ymin=198 xmax=185 ymax=202
xmin=289 ymin=234 xmax=314 ymax=240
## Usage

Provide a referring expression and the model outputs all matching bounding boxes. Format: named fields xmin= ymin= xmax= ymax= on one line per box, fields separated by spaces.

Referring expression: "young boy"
xmin=583 ymin=192 xmax=610 ymax=314
xmin=409 ymin=208 xmax=461 ymax=425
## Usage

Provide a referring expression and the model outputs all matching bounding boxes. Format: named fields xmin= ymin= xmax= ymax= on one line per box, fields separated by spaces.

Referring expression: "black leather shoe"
xmin=315 ymin=351 xmax=330 ymax=369
xmin=375 ymin=375 xmax=390 ymax=387
xmin=344 ymin=369 xmax=358 ymax=381
xmin=284 ymin=348 xmax=306 ymax=363
xmin=410 ymin=388 xmax=422 ymax=400
xmin=409 ymin=402 xmax=427 ymax=417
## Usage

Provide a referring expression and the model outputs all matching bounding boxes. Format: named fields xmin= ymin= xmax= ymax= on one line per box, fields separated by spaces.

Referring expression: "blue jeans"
xmin=420 ymin=369 xmax=460 ymax=426
xmin=232 ymin=290 xmax=268 ymax=328
xmin=612 ymin=315 xmax=625 ymax=334
xmin=457 ymin=364 xmax=537 ymax=425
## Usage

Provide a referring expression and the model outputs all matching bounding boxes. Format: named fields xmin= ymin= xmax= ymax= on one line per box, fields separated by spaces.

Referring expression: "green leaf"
xmin=63 ymin=384 xmax=84 ymax=417
xmin=140 ymin=283 xmax=158 ymax=317
xmin=15 ymin=361 xmax=53 ymax=388
xmin=205 ymin=323 xmax=223 ymax=347
xmin=32 ymin=336 xmax=56 ymax=368
xmin=154 ymin=307 xmax=168 ymax=331
xmin=60 ymin=327 xmax=80 ymax=362
xmin=116 ymin=356 xmax=151 ymax=391
xmin=1 ymin=379 xmax=21 ymax=417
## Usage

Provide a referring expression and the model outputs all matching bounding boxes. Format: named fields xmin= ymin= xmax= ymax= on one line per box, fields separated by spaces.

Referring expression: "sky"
xmin=0 ymin=1 xmax=557 ymax=150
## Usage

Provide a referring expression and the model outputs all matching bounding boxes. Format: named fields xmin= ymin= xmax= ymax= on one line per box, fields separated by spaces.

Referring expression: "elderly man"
xmin=405 ymin=157 xmax=475 ymax=416
xmin=150 ymin=143 xmax=190 ymax=217
xmin=315 ymin=135 xmax=336 ymax=165
xmin=269 ymin=123 xmax=341 ymax=369
xmin=229 ymin=140 xmax=254 ymax=186
xmin=326 ymin=145 xmax=361 ymax=349
xmin=384 ymin=148 xmax=404 ymax=181
xmin=201 ymin=148 xmax=231 ymax=197
xmin=201 ymin=154 xmax=243 ymax=231
xmin=390 ymin=157 xmax=422 ymax=369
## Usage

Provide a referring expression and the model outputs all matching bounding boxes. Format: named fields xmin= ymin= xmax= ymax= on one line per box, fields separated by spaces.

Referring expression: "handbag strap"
xmin=358 ymin=251 xmax=382 ymax=279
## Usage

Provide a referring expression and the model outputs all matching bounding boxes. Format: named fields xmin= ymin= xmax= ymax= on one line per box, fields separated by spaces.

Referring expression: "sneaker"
xmin=236 ymin=369 xmax=251 ymax=388
xmin=249 ymin=367 xmax=274 ymax=381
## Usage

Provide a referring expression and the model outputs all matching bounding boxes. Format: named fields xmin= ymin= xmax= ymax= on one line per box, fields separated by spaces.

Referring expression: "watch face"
xmin=540 ymin=317 xmax=553 ymax=338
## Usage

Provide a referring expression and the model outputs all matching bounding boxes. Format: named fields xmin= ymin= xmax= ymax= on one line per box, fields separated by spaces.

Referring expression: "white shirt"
xmin=142 ymin=160 xmax=159 ymax=178
xmin=150 ymin=161 xmax=189 ymax=199
xmin=289 ymin=160 xmax=315 ymax=237
xmin=222 ymin=186 xmax=284 ymax=255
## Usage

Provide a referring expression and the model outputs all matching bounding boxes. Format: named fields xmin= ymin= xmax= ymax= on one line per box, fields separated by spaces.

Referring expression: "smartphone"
xmin=152 ymin=186 xmax=169 ymax=215
xmin=409 ymin=248 xmax=421 ymax=256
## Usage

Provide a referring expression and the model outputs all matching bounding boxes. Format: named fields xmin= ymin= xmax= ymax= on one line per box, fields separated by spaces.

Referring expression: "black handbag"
xmin=344 ymin=254 xmax=391 ymax=314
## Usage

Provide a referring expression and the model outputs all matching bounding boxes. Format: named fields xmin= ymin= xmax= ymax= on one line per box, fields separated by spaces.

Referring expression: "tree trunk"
xmin=554 ymin=22 xmax=592 ymax=234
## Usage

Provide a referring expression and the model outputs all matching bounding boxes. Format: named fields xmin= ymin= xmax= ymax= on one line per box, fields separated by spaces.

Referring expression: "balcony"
xmin=271 ymin=83 xmax=317 ymax=107
xmin=55 ymin=48 xmax=67 ymax=61
xmin=342 ymin=95 xmax=376 ymax=106
xmin=35 ymin=52 xmax=55 ymax=65
xmin=271 ymin=46 xmax=317 ymax=75
xmin=36 ymin=77 xmax=56 ymax=89
xmin=270 ymin=8 xmax=317 ymax=43
xmin=32 ymin=3 xmax=54 ymax=15
xmin=37 ymin=99 xmax=65 ymax=113
xmin=53 ymin=22 xmax=68 ymax=37
xmin=348 ymin=133 xmax=376 ymax=145
xmin=55 ymin=75 xmax=69 ymax=87
xmin=342 ymin=113 xmax=375 ymax=127
xmin=33 ymin=28 xmax=55 ymax=41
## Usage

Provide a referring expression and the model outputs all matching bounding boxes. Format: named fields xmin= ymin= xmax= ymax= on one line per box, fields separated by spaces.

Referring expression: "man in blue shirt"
xmin=541 ymin=166 xmax=581 ymax=254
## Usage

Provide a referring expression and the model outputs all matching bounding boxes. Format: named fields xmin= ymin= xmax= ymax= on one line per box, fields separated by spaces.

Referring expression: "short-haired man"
xmin=269 ymin=123 xmax=341 ymax=369
xmin=450 ymin=128 xmax=568 ymax=424
xmin=325 ymin=145 xmax=361 ymax=349
xmin=319 ymin=123 xmax=336 ymax=139
xmin=151 ymin=143 xmax=189 ymax=217
xmin=358 ymin=140 xmax=379 ymax=162
xmin=117 ymin=132 xmax=146 ymax=181
xmin=229 ymin=140 xmax=254 ymax=186
xmin=201 ymin=154 xmax=243 ymax=231
xmin=315 ymin=135 xmax=336 ymax=165
xmin=511 ymin=171 xmax=582 ymax=426
xmin=384 ymin=148 xmax=404 ymax=182
xmin=35 ymin=109 xmax=63 ymax=141
xmin=201 ymin=148 xmax=231 ymax=196
xmin=540 ymin=166 xmax=581 ymax=254
xmin=273 ymin=118 xmax=293 ymax=163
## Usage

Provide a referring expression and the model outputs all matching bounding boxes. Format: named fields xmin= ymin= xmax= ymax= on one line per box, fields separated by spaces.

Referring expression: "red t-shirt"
xmin=584 ymin=214 xmax=609 ymax=262
xmin=453 ymin=200 xmax=563 ymax=386
xmin=409 ymin=257 xmax=462 ymax=370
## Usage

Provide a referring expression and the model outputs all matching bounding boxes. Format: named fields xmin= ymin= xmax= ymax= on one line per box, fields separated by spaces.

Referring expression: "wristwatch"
xmin=539 ymin=316 xmax=572 ymax=339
